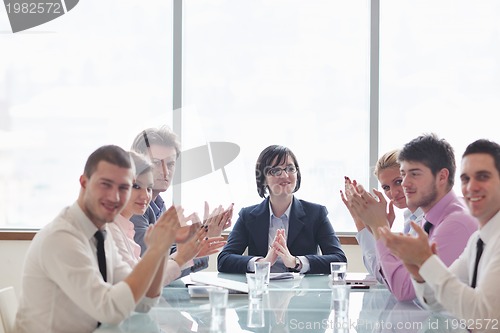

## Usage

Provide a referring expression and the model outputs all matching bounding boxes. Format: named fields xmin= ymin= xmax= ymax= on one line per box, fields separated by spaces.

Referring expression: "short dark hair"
xmin=398 ymin=133 xmax=456 ymax=190
xmin=131 ymin=125 xmax=181 ymax=159
xmin=463 ymin=139 xmax=500 ymax=176
xmin=84 ymin=145 xmax=132 ymax=178
xmin=255 ymin=145 xmax=301 ymax=198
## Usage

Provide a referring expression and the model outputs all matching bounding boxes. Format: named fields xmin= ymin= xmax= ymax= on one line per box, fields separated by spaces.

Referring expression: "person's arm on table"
xmin=218 ymin=211 xmax=255 ymax=273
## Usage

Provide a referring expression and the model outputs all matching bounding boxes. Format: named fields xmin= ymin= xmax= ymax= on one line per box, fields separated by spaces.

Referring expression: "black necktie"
xmin=94 ymin=230 xmax=107 ymax=282
xmin=423 ymin=220 xmax=433 ymax=234
xmin=471 ymin=237 xmax=484 ymax=288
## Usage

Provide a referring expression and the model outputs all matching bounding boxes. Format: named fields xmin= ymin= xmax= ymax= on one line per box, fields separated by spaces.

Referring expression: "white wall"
xmin=0 ymin=241 xmax=31 ymax=297
xmin=0 ymin=241 xmax=366 ymax=297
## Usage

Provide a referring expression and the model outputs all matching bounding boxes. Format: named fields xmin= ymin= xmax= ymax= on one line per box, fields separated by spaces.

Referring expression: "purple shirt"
xmin=376 ymin=191 xmax=478 ymax=301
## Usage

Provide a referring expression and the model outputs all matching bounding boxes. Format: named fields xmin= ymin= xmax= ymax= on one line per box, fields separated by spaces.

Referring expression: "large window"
xmin=0 ymin=0 xmax=173 ymax=228
xmin=180 ymin=0 xmax=370 ymax=233
xmin=1 ymin=1 xmax=499 ymax=232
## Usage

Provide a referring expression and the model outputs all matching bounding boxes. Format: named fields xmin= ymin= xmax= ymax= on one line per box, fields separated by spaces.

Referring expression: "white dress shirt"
xmin=413 ymin=210 xmax=500 ymax=331
xmin=15 ymin=202 xmax=158 ymax=333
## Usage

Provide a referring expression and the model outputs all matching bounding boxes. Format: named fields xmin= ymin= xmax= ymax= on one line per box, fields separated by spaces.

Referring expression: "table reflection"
xmin=95 ymin=274 xmax=465 ymax=333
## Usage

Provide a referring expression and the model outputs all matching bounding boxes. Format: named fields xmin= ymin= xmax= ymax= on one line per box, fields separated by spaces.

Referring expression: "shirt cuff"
xmin=163 ymin=259 xmax=183 ymax=286
xmin=169 ymin=252 xmax=194 ymax=270
xmin=247 ymin=257 xmax=262 ymax=272
xmin=356 ymin=228 xmax=374 ymax=245
xmin=111 ymin=281 xmax=139 ymax=316
xmin=135 ymin=294 xmax=160 ymax=313
xmin=419 ymin=254 xmax=448 ymax=285
xmin=297 ymin=256 xmax=310 ymax=273
xmin=416 ymin=254 xmax=447 ymax=308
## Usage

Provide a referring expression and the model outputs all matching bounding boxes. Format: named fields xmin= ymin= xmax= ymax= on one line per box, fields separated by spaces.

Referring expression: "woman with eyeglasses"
xmin=217 ymin=145 xmax=346 ymax=274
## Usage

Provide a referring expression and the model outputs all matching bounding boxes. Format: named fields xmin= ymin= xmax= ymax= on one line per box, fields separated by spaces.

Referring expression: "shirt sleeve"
xmin=247 ymin=257 xmax=262 ymax=272
xmin=356 ymin=229 xmax=384 ymax=283
xmin=412 ymin=277 xmax=443 ymax=311
xmin=217 ymin=211 xmax=256 ymax=273
xmin=419 ymin=247 xmax=500 ymax=322
xmin=162 ymin=258 xmax=183 ymax=286
xmin=429 ymin=213 xmax=476 ymax=267
xmin=41 ymin=231 xmax=136 ymax=325
xmin=134 ymin=295 xmax=160 ymax=313
xmin=376 ymin=239 xmax=416 ymax=301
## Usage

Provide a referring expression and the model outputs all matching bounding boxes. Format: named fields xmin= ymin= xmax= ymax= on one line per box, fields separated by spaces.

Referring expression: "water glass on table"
xmin=254 ymin=261 xmax=270 ymax=292
xmin=330 ymin=283 xmax=350 ymax=316
xmin=330 ymin=262 xmax=347 ymax=285
xmin=246 ymin=273 xmax=265 ymax=302
xmin=247 ymin=299 xmax=265 ymax=328
xmin=208 ymin=287 xmax=228 ymax=330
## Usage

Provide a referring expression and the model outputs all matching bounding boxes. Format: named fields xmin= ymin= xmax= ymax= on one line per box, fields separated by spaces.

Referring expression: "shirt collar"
xmin=70 ymin=202 xmax=101 ymax=241
xmin=268 ymin=199 xmax=293 ymax=219
xmin=479 ymin=209 xmax=500 ymax=244
xmin=404 ymin=207 xmax=425 ymax=221
xmin=424 ymin=190 xmax=457 ymax=227
xmin=114 ymin=214 xmax=133 ymax=230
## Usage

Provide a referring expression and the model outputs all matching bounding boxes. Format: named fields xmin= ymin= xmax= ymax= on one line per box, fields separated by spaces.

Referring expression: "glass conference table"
xmin=95 ymin=273 xmax=466 ymax=333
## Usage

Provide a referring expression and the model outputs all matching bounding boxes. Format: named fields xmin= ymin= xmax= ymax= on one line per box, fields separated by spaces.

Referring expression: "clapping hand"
xmin=378 ymin=221 xmax=435 ymax=276
xmin=144 ymin=205 xmax=182 ymax=254
xmin=160 ymin=209 xmax=201 ymax=244
xmin=348 ymin=184 xmax=393 ymax=239
xmin=175 ymin=214 xmax=226 ymax=267
xmin=203 ymin=202 xmax=234 ymax=237
xmin=340 ymin=176 xmax=369 ymax=232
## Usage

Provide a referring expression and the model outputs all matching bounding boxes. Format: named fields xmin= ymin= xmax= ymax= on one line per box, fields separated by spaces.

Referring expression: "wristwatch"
xmin=293 ymin=256 xmax=301 ymax=271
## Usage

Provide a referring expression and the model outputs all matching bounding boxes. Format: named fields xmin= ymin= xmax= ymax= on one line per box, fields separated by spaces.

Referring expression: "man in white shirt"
xmin=15 ymin=145 xmax=193 ymax=333
xmin=379 ymin=139 xmax=500 ymax=332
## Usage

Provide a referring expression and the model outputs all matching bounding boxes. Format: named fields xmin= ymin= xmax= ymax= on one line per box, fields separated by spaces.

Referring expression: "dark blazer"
xmin=217 ymin=197 xmax=346 ymax=274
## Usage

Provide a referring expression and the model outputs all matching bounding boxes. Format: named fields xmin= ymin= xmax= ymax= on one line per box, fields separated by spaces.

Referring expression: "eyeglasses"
xmin=267 ymin=165 xmax=298 ymax=177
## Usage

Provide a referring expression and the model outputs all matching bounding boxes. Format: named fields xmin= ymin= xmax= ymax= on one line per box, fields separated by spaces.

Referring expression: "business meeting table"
xmin=95 ymin=273 xmax=467 ymax=333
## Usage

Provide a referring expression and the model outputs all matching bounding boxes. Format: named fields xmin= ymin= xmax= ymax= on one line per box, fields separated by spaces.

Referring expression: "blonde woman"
xmin=341 ymin=150 xmax=424 ymax=285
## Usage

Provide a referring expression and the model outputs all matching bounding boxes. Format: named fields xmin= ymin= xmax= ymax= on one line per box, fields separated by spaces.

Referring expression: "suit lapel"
xmin=287 ymin=197 xmax=306 ymax=247
xmin=249 ymin=198 xmax=272 ymax=255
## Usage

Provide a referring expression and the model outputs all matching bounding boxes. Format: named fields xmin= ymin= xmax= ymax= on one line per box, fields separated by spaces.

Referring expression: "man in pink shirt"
xmin=348 ymin=133 xmax=477 ymax=301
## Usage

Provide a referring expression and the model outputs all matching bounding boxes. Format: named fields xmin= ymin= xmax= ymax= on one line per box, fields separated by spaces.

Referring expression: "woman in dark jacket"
xmin=218 ymin=145 xmax=346 ymax=274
